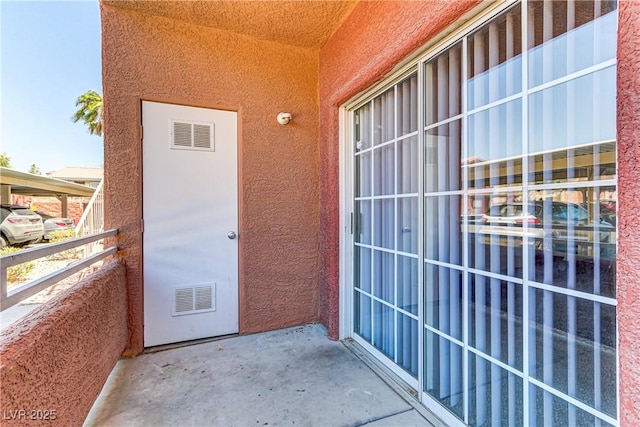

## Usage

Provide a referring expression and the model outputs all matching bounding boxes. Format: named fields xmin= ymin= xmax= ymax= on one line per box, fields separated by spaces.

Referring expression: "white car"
xmin=36 ymin=211 xmax=75 ymax=240
xmin=0 ymin=205 xmax=44 ymax=248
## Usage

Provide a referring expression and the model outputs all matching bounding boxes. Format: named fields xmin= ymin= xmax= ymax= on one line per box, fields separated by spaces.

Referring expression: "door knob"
xmin=227 ymin=231 xmax=237 ymax=240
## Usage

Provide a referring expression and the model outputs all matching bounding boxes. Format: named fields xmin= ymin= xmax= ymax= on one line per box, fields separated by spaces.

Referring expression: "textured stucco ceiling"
xmin=103 ymin=0 xmax=357 ymax=49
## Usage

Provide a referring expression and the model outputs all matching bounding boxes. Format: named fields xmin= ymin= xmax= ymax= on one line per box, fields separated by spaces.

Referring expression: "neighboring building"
xmin=47 ymin=166 xmax=103 ymax=188
xmin=96 ymin=1 xmax=638 ymax=426
xmin=16 ymin=167 xmax=104 ymax=223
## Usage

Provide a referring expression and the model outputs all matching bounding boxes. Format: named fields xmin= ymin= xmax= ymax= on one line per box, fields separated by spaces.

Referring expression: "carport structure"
xmin=0 ymin=166 xmax=95 ymax=217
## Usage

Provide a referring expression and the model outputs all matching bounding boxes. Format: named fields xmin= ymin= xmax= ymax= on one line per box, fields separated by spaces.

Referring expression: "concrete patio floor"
xmin=84 ymin=324 xmax=441 ymax=427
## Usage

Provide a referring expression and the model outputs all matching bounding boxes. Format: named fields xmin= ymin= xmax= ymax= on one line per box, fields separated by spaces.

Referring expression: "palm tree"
xmin=0 ymin=152 xmax=11 ymax=168
xmin=72 ymin=90 xmax=103 ymax=136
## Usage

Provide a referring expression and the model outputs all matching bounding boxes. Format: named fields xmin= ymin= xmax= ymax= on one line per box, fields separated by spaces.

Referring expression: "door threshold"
xmin=143 ymin=333 xmax=239 ymax=354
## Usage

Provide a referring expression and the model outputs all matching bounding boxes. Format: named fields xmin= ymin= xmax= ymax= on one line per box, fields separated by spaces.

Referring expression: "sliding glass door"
xmin=349 ymin=1 xmax=618 ymax=425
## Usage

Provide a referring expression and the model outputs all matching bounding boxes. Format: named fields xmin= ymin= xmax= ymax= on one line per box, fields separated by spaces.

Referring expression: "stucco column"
xmin=0 ymin=185 xmax=11 ymax=205
xmin=617 ymin=1 xmax=640 ymax=425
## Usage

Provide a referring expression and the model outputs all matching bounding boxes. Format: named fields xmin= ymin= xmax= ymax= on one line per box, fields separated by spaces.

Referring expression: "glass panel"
xmin=425 ymin=120 xmax=462 ymax=192
xmin=373 ymin=301 xmax=395 ymax=360
xmin=424 ymin=331 xmax=464 ymax=419
xmin=397 ymin=74 xmax=418 ymax=137
xmin=373 ymin=250 xmax=394 ymax=303
xmin=528 ymin=0 xmax=617 ymax=88
xmin=425 ymin=195 xmax=463 ymax=265
xmin=355 ymin=200 xmax=372 ymax=245
xmin=354 ymin=102 xmax=372 ymax=151
xmin=529 ymin=384 xmax=615 ymax=427
xmin=468 ymin=191 xmax=525 ymax=276
xmin=374 ymin=199 xmax=394 ymax=250
xmin=354 ymin=291 xmax=372 ymax=342
xmin=398 ymin=136 xmax=419 ymax=194
xmin=468 ymin=353 xmax=524 ymax=427
xmin=397 ymin=314 xmax=418 ymax=377
xmin=530 ymin=289 xmax=617 ymax=418
xmin=425 ymin=42 xmax=463 ymax=126
xmin=398 ymin=197 xmax=418 ymax=254
xmin=425 ymin=264 xmax=463 ymax=341
xmin=528 ymin=189 xmax=616 ymax=298
xmin=467 ymin=4 xmax=523 ymax=109
xmin=354 ymin=246 xmax=371 ymax=292
xmin=355 ymin=151 xmax=372 ymax=197
xmin=373 ymin=144 xmax=395 ymax=196
xmin=373 ymin=88 xmax=395 ymax=145
xmin=468 ymin=273 xmax=523 ymax=370
xmin=528 ymin=67 xmax=616 ymax=161
xmin=468 ymin=99 xmax=523 ymax=189
xmin=397 ymin=256 xmax=418 ymax=315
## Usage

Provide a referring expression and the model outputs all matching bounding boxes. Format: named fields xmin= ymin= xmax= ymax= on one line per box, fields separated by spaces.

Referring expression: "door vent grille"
xmin=171 ymin=120 xmax=215 ymax=151
xmin=172 ymin=284 xmax=216 ymax=316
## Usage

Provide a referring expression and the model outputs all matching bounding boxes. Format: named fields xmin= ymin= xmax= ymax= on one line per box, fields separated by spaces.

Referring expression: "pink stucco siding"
xmin=616 ymin=1 xmax=640 ymax=424
xmin=0 ymin=261 xmax=127 ymax=426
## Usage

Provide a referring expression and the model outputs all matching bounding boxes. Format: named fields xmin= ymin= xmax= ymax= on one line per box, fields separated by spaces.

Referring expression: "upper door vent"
xmin=170 ymin=120 xmax=215 ymax=151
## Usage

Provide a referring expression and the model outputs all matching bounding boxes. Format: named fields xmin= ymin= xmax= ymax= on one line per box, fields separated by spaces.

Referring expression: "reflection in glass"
xmin=424 ymin=331 xmax=464 ymax=419
xmin=528 ymin=189 xmax=616 ymax=298
xmin=468 ymin=192 xmax=525 ymax=276
xmin=530 ymin=289 xmax=617 ymax=419
xmin=425 ymin=120 xmax=461 ymax=192
xmin=467 ymin=4 xmax=522 ymax=110
xmin=425 ymin=263 xmax=462 ymax=341
xmin=468 ymin=99 xmax=523 ymax=163
xmin=468 ymin=273 xmax=523 ymax=370
xmin=529 ymin=384 xmax=615 ymax=427
xmin=468 ymin=353 xmax=523 ymax=427
xmin=425 ymin=42 xmax=463 ymax=126
xmin=528 ymin=0 xmax=617 ymax=88
xmin=529 ymin=67 xmax=616 ymax=156
xmin=425 ymin=195 xmax=462 ymax=265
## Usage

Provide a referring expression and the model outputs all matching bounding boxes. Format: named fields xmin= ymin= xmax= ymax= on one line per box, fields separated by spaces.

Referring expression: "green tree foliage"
xmin=28 ymin=164 xmax=41 ymax=175
xmin=0 ymin=152 xmax=11 ymax=167
xmin=72 ymin=90 xmax=103 ymax=136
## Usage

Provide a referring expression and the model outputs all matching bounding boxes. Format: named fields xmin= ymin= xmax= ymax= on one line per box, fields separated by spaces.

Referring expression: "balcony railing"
xmin=0 ymin=229 xmax=118 ymax=311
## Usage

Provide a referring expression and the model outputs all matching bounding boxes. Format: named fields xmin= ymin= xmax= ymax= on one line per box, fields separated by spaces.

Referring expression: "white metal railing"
xmin=0 ymin=229 xmax=117 ymax=312
xmin=75 ymin=178 xmax=104 ymax=256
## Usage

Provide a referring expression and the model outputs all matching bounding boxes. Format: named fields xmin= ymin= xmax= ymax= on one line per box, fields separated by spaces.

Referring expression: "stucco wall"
xmin=101 ymin=5 xmax=320 ymax=354
xmin=318 ymin=0 xmax=481 ymax=339
xmin=0 ymin=261 xmax=127 ymax=426
xmin=617 ymin=1 xmax=640 ymax=424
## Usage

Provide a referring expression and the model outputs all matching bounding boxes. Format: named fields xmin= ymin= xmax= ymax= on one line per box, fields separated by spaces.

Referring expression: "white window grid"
xmin=346 ymin=1 xmax=619 ymax=426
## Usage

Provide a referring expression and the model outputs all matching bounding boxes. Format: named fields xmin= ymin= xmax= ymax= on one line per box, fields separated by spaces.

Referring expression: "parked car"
xmin=0 ymin=204 xmax=44 ymax=248
xmin=477 ymin=201 xmax=615 ymax=260
xmin=36 ymin=212 xmax=75 ymax=241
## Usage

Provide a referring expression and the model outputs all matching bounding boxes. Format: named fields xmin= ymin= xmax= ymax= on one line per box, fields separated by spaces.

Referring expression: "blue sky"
xmin=1 ymin=0 xmax=103 ymax=174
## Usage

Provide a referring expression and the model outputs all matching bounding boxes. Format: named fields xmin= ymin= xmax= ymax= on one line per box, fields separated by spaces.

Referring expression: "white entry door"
xmin=142 ymin=101 xmax=238 ymax=347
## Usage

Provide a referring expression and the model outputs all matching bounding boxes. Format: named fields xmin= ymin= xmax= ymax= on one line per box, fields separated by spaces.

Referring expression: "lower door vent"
xmin=172 ymin=284 xmax=216 ymax=316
